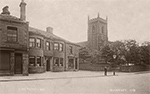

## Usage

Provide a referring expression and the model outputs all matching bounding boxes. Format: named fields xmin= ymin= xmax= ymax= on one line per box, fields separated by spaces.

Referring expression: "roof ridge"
xmin=29 ymin=26 xmax=79 ymax=46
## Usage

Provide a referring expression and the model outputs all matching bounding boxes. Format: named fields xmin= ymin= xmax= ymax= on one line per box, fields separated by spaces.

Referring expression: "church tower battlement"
xmin=88 ymin=13 xmax=108 ymax=51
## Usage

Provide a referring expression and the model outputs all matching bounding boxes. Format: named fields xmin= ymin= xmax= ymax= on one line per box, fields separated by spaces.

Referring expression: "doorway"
xmin=75 ymin=58 xmax=78 ymax=69
xmin=46 ymin=57 xmax=51 ymax=71
xmin=0 ymin=51 xmax=10 ymax=72
xmin=15 ymin=53 xmax=22 ymax=74
xmin=68 ymin=58 xmax=74 ymax=69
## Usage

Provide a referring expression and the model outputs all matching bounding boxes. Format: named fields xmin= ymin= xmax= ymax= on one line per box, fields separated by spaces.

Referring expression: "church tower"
xmin=88 ymin=13 xmax=108 ymax=51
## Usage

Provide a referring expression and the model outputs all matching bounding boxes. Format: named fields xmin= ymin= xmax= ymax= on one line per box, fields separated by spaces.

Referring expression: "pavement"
xmin=0 ymin=70 xmax=149 ymax=82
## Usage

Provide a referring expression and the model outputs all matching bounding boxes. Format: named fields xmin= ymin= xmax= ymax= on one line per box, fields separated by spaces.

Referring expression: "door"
xmin=75 ymin=58 xmax=78 ymax=69
xmin=68 ymin=58 xmax=74 ymax=69
xmin=46 ymin=57 xmax=51 ymax=71
xmin=15 ymin=53 xmax=22 ymax=74
xmin=0 ymin=51 xmax=10 ymax=72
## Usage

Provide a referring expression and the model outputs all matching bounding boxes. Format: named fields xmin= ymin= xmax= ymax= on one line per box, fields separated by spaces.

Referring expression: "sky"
xmin=0 ymin=0 xmax=150 ymax=43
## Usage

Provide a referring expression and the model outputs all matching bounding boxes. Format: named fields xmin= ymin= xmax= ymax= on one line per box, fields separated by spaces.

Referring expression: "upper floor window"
xmin=29 ymin=38 xmax=35 ymax=47
xmin=46 ymin=41 xmax=51 ymax=50
xmin=69 ymin=46 xmax=73 ymax=54
xmin=54 ymin=42 xmax=59 ymax=50
xmin=59 ymin=43 xmax=63 ymax=51
xmin=7 ymin=26 xmax=17 ymax=42
xmin=36 ymin=38 xmax=41 ymax=48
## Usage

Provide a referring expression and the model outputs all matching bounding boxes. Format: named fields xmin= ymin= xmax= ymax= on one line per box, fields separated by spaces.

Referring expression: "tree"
xmin=79 ymin=47 xmax=91 ymax=63
xmin=101 ymin=44 xmax=114 ymax=64
xmin=140 ymin=41 xmax=150 ymax=65
xmin=123 ymin=40 xmax=141 ymax=65
xmin=101 ymin=41 xmax=127 ymax=67
xmin=110 ymin=41 xmax=126 ymax=65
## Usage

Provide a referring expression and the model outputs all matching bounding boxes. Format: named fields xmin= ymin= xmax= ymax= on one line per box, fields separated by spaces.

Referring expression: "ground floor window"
xmin=60 ymin=58 xmax=63 ymax=66
xmin=54 ymin=57 xmax=59 ymax=66
xmin=53 ymin=57 xmax=64 ymax=67
xmin=29 ymin=56 xmax=42 ymax=66
xmin=29 ymin=56 xmax=35 ymax=66
xmin=68 ymin=58 xmax=74 ymax=69
xmin=75 ymin=58 xmax=78 ymax=69
xmin=37 ymin=56 xmax=41 ymax=66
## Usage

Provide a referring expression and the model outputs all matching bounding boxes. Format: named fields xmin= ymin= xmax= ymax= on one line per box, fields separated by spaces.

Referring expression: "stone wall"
xmin=0 ymin=20 xmax=29 ymax=50
xmin=79 ymin=62 xmax=111 ymax=71
xmin=120 ymin=65 xmax=147 ymax=72
xmin=0 ymin=17 xmax=29 ymax=76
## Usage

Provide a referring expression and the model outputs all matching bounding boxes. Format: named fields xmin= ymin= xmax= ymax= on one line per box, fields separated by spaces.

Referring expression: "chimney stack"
xmin=1 ymin=6 xmax=10 ymax=15
xmin=20 ymin=0 xmax=26 ymax=21
xmin=46 ymin=27 xmax=53 ymax=34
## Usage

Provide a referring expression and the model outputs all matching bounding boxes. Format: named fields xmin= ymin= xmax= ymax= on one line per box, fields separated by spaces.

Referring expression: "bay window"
xmin=37 ymin=56 xmax=41 ymax=66
xmin=46 ymin=41 xmax=50 ymax=50
xmin=36 ymin=38 xmax=41 ymax=48
xmin=29 ymin=38 xmax=35 ymax=47
xmin=54 ymin=43 xmax=59 ymax=50
xmin=59 ymin=43 xmax=63 ymax=51
xmin=29 ymin=56 xmax=35 ymax=66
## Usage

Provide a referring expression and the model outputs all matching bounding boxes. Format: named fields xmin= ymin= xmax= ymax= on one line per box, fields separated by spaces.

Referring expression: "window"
xmin=46 ymin=41 xmax=50 ymax=50
xmin=68 ymin=59 xmax=74 ymax=69
xmin=69 ymin=46 xmax=73 ymax=54
xmin=29 ymin=56 xmax=35 ymax=66
xmin=60 ymin=58 xmax=63 ymax=66
xmin=37 ymin=56 xmax=41 ymax=66
xmin=75 ymin=58 xmax=78 ymax=69
xmin=36 ymin=38 xmax=41 ymax=48
xmin=59 ymin=43 xmax=63 ymax=51
xmin=7 ymin=26 xmax=17 ymax=42
xmin=102 ymin=26 xmax=104 ymax=34
xmin=54 ymin=57 xmax=59 ymax=66
xmin=54 ymin=43 xmax=59 ymax=50
xmin=29 ymin=38 xmax=35 ymax=47
xmin=92 ymin=26 xmax=95 ymax=33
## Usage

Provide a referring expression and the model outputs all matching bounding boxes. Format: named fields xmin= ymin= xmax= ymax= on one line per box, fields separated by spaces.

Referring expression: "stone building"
xmin=28 ymin=27 xmax=79 ymax=73
xmin=0 ymin=4 xmax=29 ymax=75
xmin=0 ymin=0 xmax=79 ymax=76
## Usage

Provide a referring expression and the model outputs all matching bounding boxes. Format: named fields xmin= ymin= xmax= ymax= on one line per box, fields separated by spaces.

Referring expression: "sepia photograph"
xmin=0 ymin=0 xmax=150 ymax=94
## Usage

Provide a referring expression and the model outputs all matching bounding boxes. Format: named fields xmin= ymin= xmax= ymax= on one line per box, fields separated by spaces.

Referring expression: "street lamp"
xmin=113 ymin=55 xmax=117 ymax=75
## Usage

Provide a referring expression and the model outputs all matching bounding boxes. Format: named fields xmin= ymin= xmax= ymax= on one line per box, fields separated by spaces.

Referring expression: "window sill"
xmin=5 ymin=41 xmax=19 ymax=44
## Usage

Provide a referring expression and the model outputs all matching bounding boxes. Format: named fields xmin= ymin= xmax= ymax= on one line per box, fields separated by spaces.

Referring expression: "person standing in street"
xmin=104 ymin=67 xmax=107 ymax=76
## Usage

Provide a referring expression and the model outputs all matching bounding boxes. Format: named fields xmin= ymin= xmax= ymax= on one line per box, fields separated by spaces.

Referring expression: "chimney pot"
xmin=1 ymin=6 xmax=10 ymax=15
xmin=46 ymin=27 xmax=53 ymax=34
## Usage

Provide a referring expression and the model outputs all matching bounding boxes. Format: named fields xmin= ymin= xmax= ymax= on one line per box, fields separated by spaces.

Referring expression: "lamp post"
xmin=113 ymin=55 xmax=117 ymax=75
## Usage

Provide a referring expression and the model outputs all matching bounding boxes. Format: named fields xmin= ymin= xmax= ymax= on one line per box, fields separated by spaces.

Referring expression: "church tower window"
xmin=92 ymin=26 xmax=95 ymax=33
xmin=102 ymin=26 xmax=104 ymax=34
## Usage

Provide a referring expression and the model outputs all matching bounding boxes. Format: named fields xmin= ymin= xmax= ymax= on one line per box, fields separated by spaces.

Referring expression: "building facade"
xmin=0 ymin=0 xmax=79 ymax=76
xmin=28 ymin=27 xmax=80 ymax=73
xmin=0 ymin=5 xmax=29 ymax=76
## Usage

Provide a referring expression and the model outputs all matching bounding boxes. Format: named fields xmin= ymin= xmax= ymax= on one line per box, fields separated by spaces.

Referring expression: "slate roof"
xmin=76 ymin=41 xmax=88 ymax=47
xmin=29 ymin=27 xmax=80 ymax=47
xmin=0 ymin=14 xmax=25 ymax=23
xmin=0 ymin=14 xmax=79 ymax=46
